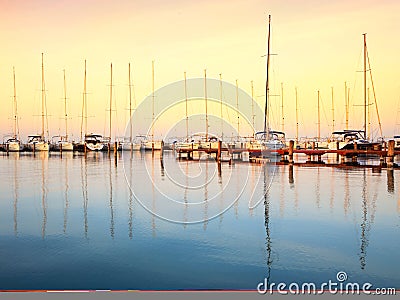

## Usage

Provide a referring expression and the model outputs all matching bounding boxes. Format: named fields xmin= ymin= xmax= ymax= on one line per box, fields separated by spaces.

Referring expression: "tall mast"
xmin=152 ymin=60 xmax=155 ymax=143
xmin=12 ymin=67 xmax=19 ymax=140
xmin=41 ymin=53 xmax=45 ymax=139
xmin=109 ymin=63 xmax=113 ymax=142
xmin=251 ymin=80 xmax=255 ymax=136
xmin=128 ymin=63 xmax=132 ymax=143
xmin=345 ymin=82 xmax=349 ymax=130
xmin=80 ymin=60 xmax=87 ymax=141
xmin=263 ymin=14 xmax=271 ymax=134
xmin=331 ymin=86 xmax=335 ymax=133
xmin=295 ymin=87 xmax=299 ymax=143
xmin=281 ymin=82 xmax=284 ymax=132
xmin=63 ymin=69 xmax=68 ymax=140
xmin=204 ymin=69 xmax=208 ymax=141
xmin=220 ymin=74 xmax=224 ymax=140
xmin=317 ymin=90 xmax=320 ymax=141
xmin=184 ymin=71 xmax=189 ymax=141
xmin=236 ymin=79 xmax=240 ymax=138
xmin=363 ymin=33 xmax=367 ymax=139
xmin=367 ymin=87 xmax=370 ymax=140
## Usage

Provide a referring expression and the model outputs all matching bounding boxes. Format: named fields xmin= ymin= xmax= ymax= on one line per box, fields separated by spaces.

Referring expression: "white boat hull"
xmin=28 ymin=142 xmax=49 ymax=151
xmin=6 ymin=141 xmax=20 ymax=152
xmin=122 ymin=143 xmax=141 ymax=151
xmin=143 ymin=141 xmax=162 ymax=151
xmin=262 ymin=141 xmax=286 ymax=150
xmin=86 ymin=142 xmax=104 ymax=151
xmin=55 ymin=141 xmax=74 ymax=151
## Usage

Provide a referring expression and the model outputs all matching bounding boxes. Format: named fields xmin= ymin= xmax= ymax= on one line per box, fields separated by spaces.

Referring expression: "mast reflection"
xmin=109 ymin=156 xmax=115 ymax=239
xmin=128 ymin=152 xmax=134 ymax=239
xmin=13 ymin=153 xmax=19 ymax=236
xmin=81 ymin=155 xmax=89 ymax=239
xmin=41 ymin=153 xmax=48 ymax=239
xmin=263 ymin=164 xmax=272 ymax=286
xmin=359 ymin=169 xmax=369 ymax=270
xmin=203 ymin=160 xmax=209 ymax=231
xmin=63 ymin=155 xmax=69 ymax=234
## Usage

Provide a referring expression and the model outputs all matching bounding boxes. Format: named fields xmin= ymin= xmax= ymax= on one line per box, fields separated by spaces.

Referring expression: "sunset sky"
xmin=1 ymin=0 xmax=400 ymax=142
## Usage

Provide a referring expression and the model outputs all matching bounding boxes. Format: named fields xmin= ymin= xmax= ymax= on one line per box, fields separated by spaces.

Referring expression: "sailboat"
xmin=143 ymin=61 xmax=162 ymax=151
xmin=122 ymin=63 xmax=141 ymax=151
xmin=51 ymin=69 xmax=73 ymax=151
xmin=250 ymin=15 xmax=286 ymax=153
xmin=75 ymin=60 xmax=105 ymax=152
xmin=5 ymin=67 xmax=20 ymax=152
xmin=328 ymin=34 xmax=380 ymax=151
xmin=27 ymin=53 xmax=49 ymax=152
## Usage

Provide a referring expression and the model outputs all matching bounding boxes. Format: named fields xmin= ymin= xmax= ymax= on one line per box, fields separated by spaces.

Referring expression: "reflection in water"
xmin=288 ymin=164 xmax=294 ymax=187
xmin=387 ymin=169 xmax=394 ymax=194
xmin=109 ymin=157 xmax=115 ymax=239
xmin=359 ymin=169 xmax=369 ymax=269
xmin=279 ymin=168 xmax=285 ymax=217
xmin=330 ymin=168 xmax=335 ymax=212
xmin=41 ymin=155 xmax=48 ymax=239
xmin=203 ymin=161 xmax=209 ymax=231
xmin=344 ymin=171 xmax=350 ymax=216
xmin=63 ymin=156 xmax=69 ymax=234
xmin=294 ymin=166 xmax=299 ymax=211
xmin=263 ymin=165 xmax=272 ymax=286
xmin=128 ymin=153 xmax=134 ymax=239
xmin=13 ymin=154 xmax=19 ymax=236
xmin=151 ymin=155 xmax=156 ymax=237
xmin=1 ymin=154 xmax=400 ymax=289
xmin=315 ymin=167 xmax=321 ymax=209
xmin=81 ymin=156 xmax=89 ymax=239
xmin=218 ymin=162 xmax=224 ymax=227
xmin=183 ymin=161 xmax=189 ymax=227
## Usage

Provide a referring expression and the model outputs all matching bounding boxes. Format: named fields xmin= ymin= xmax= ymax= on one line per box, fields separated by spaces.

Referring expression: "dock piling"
xmin=217 ymin=140 xmax=222 ymax=163
xmin=288 ymin=140 xmax=294 ymax=164
xmin=387 ymin=140 xmax=395 ymax=168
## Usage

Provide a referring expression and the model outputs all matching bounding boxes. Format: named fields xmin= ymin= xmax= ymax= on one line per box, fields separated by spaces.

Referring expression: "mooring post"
xmin=160 ymin=140 xmax=164 ymax=161
xmin=336 ymin=141 xmax=340 ymax=161
xmin=289 ymin=140 xmax=294 ymax=164
xmin=114 ymin=142 xmax=117 ymax=156
xmin=289 ymin=164 xmax=294 ymax=184
xmin=84 ymin=143 xmax=87 ymax=155
xmin=217 ymin=140 xmax=222 ymax=163
xmin=312 ymin=141 xmax=315 ymax=150
xmin=387 ymin=140 xmax=395 ymax=168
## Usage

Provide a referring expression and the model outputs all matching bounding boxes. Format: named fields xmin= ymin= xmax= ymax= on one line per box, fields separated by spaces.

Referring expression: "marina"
xmin=1 ymin=1 xmax=400 ymax=296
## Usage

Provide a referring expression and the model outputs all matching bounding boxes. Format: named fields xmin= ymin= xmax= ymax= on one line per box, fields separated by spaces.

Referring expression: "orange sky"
xmin=1 ymin=0 xmax=400 ymax=141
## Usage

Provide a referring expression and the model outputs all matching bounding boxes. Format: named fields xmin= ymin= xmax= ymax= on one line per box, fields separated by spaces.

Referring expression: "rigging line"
xmin=44 ymin=79 xmax=50 ymax=139
xmin=320 ymin=94 xmax=330 ymax=135
xmin=366 ymin=49 xmax=383 ymax=139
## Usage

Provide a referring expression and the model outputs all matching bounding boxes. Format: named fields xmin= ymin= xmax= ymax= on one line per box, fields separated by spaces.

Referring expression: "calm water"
xmin=0 ymin=151 xmax=399 ymax=290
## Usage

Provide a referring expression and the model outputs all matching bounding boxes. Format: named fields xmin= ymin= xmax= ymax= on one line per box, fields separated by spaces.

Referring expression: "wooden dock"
xmin=175 ymin=140 xmax=399 ymax=168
